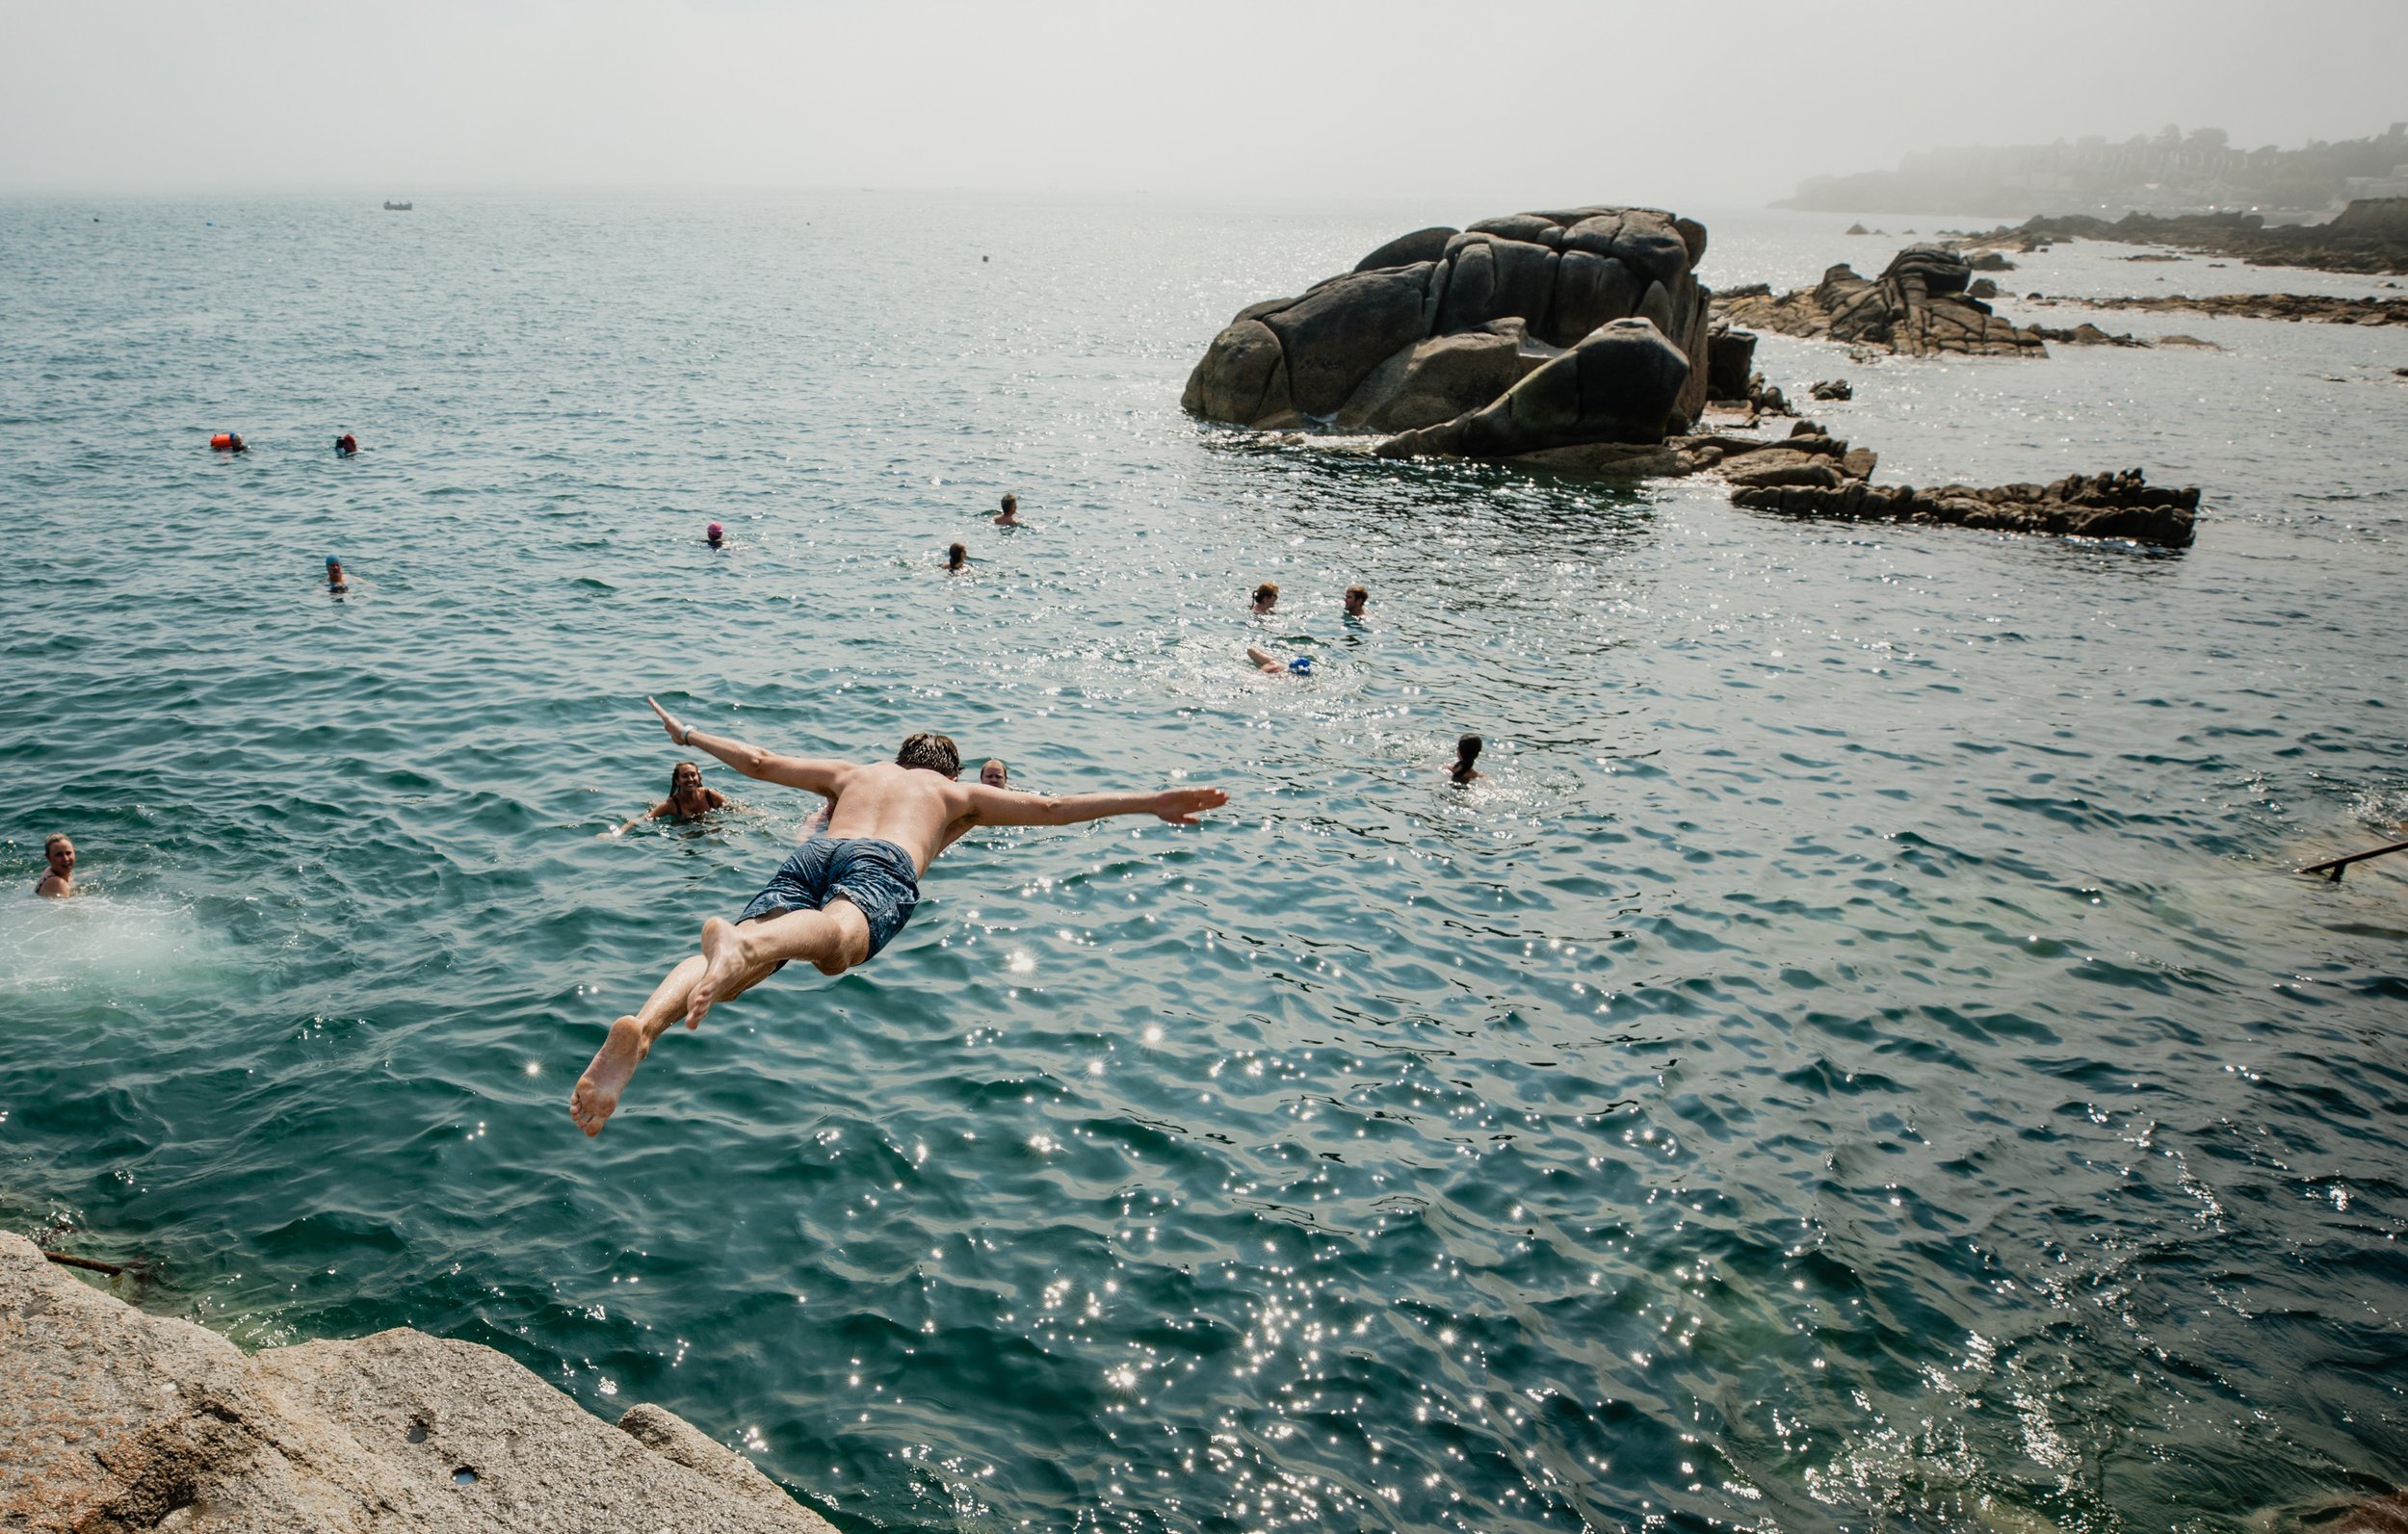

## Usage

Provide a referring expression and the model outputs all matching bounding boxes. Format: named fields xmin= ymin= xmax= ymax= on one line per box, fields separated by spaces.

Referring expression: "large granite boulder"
xmin=1714 ymin=244 xmax=2047 ymax=357
xmin=1184 ymin=204 xmax=1715 ymax=455
xmin=0 ymin=1234 xmax=835 ymax=1534
xmin=1374 ymin=318 xmax=1693 ymax=459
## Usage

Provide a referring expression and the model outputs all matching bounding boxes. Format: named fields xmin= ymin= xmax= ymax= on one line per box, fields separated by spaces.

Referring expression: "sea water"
xmin=0 ymin=191 xmax=2402 ymax=1533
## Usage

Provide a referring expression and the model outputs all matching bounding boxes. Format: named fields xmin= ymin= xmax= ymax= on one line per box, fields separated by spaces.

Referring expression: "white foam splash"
xmin=0 ymin=895 xmax=226 ymax=995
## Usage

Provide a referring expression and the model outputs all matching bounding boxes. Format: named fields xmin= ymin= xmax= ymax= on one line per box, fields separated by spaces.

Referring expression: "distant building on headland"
xmin=1778 ymin=121 xmax=2408 ymax=223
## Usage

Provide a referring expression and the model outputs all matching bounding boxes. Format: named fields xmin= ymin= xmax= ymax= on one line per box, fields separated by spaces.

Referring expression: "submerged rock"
xmin=0 ymin=1234 xmax=835 ymax=1533
xmin=1185 ymin=204 xmax=1714 ymax=453
xmin=1715 ymin=245 xmax=2048 ymax=356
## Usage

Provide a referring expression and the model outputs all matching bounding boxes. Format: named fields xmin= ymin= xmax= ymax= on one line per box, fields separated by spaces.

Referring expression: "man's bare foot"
xmin=687 ymin=917 xmax=747 ymax=1030
xmin=569 ymin=1016 xmax=650 ymax=1137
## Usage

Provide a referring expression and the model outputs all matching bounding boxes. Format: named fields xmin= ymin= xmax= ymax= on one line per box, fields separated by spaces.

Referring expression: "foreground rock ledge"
xmin=0 ymin=1234 xmax=835 ymax=1534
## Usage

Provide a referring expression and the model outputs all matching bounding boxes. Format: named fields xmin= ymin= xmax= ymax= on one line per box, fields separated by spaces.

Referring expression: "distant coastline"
xmin=1777 ymin=120 xmax=2408 ymax=221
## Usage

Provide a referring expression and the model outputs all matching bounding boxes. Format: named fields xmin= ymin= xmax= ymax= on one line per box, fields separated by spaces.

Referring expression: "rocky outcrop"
xmin=0 ymin=1235 xmax=834 ymax=1534
xmin=1185 ymin=205 xmax=1715 ymax=452
xmin=1731 ymin=463 xmax=2197 ymax=547
xmin=1714 ymin=246 xmax=2047 ymax=356
xmin=1957 ymin=204 xmax=2408 ymax=275
xmin=2023 ymin=321 xmax=2146 ymax=347
xmin=2024 ymin=291 xmax=2408 ymax=325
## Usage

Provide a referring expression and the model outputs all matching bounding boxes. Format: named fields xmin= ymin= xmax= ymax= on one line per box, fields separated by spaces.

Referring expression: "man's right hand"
xmin=1152 ymin=787 xmax=1229 ymax=825
xmin=647 ymin=696 xmax=690 ymax=745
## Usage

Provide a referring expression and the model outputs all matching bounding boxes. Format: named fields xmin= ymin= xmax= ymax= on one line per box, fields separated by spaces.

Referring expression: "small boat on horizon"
xmin=382 ymin=200 xmax=413 ymax=212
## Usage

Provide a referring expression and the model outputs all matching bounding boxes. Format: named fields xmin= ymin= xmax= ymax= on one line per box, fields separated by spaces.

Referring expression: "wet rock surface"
xmin=1185 ymin=205 xmax=1714 ymax=451
xmin=1714 ymin=246 xmax=2048 ymax=356
xmin=0 ymin=1235 xmax=835 ymax=1534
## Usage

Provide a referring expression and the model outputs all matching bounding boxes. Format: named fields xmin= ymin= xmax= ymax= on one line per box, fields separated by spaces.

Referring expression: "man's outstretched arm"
xmin=646 ymin=697 xmax=852 ymax=793
xmin=966 ymin=783 xmax=1228 ymax=828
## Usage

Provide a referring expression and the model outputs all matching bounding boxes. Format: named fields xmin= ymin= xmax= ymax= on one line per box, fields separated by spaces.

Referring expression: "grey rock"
xmin=1261 ymin=263 xmax=1442 ymax=419
xmin=1187 ymin=204 xmax=1713 ymax=453
xmin=0 ymin=1234 xmax=835 ymax=1534
xmin=1374 ymin=317 xmax=1692 ymax=459
xmin=1181 ymin=318 xmax=1295 ymax=427
xmin=1336 ymin=321 xmax=1556 ymax=433
xmin=1705 ymin=324 xmax=1758 ymax=400
xmin=1547 ymin=250 xmax=1643 ymax=347
xmin=1353 ymin=225 xmax=1457 ymax=272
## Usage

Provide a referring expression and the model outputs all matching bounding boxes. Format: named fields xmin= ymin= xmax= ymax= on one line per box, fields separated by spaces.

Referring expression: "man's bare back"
xmin=568 ymin=697 xmax=1226 ymax=1137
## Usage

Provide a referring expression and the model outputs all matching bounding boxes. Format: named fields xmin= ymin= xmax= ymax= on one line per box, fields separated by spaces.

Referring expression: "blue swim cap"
xmin=1288 ymin=657 xmax=1313 ymax=674
xmin=326 ymin=556 xmax=341 ymax=566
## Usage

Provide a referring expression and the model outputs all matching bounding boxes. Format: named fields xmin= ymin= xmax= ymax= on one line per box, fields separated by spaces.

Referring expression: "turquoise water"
xmin=2 ymin=192 xmax=2404 ymax=1533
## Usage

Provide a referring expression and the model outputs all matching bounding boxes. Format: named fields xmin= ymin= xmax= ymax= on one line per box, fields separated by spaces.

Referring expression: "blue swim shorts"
xmin=737 ymin=836 xmax=921 ymax=958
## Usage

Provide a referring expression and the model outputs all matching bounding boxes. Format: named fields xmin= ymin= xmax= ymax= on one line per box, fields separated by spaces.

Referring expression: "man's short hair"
xmin=897 ymin=732 xmax=962 ymax=777
xmin=1001 ymin=493 xmax=1017 ymax=509
xmin=1345 ymin=585 xmax=1368 ymax=602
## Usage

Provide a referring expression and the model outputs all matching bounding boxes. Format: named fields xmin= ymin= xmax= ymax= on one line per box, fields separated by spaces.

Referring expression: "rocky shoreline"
xmin=2023 ymin=291 xmax=2408 ymax=325
xmin=1185 ymin=211 xmax=2206 ymax=550
xmin=1713 ymin=246 xmax=2050 ymax=356
xmin=1947 ymin=200 xmax=2408 ymax=275
xmin=0 ymin=1235 xmax=835 ymax=1533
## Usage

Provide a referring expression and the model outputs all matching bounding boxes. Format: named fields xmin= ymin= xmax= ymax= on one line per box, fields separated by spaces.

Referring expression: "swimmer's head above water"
xmin=946 ymin=542 xmax=969 ymax=572
xmin=670 ymin=760 xmax=705 ymax=794
xmin=1452 ymin=734 xmax=1483 ymax=784
xmin=980 ymin=758 xmax=1008 ymax=788
xmin=37 ymin=833 xmax=74 ymax=897
xmin=706 ymin=522 xmax=724 ymax=547
xmin=326 ymin=556 xmax=346 ymax=586
xmin=1251 ymin=581 xmax=1278 ymax=615
xmin=897 ymin=732 xmax=962 ymax=779
xmin=1344 ymin=585 xmax=1369 ymax=618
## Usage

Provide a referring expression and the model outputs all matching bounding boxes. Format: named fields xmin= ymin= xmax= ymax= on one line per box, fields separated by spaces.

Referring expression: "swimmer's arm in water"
xmin=963 ymin=783 xmax=1230 ymax=828
xmin=605 ymin=798 xmax=678 ymax=838
xmin=646 ymin=697 xmax=850 ymax=793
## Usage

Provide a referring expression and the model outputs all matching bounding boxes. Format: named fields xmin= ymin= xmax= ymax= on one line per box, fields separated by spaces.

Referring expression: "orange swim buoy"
xmin=210 ymin=433 xmax=233 ymax=449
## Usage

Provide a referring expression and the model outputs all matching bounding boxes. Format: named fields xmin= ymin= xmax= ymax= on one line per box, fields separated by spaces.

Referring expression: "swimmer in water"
xmin=946 ymin=542 xmax=969 ymax=573
xmin=568 ymin=698 xmax=1225 ymax=1136
xmin=35 ymin=834 xmax=75 ymax=898
xmin=981 ymin=759 xmax=1008 ymax=788
xmin=1246 ymin=646 xmax=1312 ymax=677
xmin=705 ymin=522 xmax=725 ymax=549
xmin=1251 ymin=581 xmax=1278 ymax=616
xmin=325 ymin=556 xmax=350 ymax=592
xmin=335 ymin=432 xmax=358 ymax=455
xmin=609 ymin=761 xmax=733 ymax=837
xmin=995 ymin=493 xmax=1020 ymax=527
xmin=1343 ymin=585 xmax=1369 ymax=620
xmin=1446 ymin=734 xmax=1484 ymax=785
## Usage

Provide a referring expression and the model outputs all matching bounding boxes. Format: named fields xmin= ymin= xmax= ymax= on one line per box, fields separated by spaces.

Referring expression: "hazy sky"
xmin=5 ymin=0 xmax=2402 ymax=205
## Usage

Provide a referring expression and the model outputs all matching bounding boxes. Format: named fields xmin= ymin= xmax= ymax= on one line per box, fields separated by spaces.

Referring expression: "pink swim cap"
xmin=707 ymin=523 xmax=723 ymax=535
